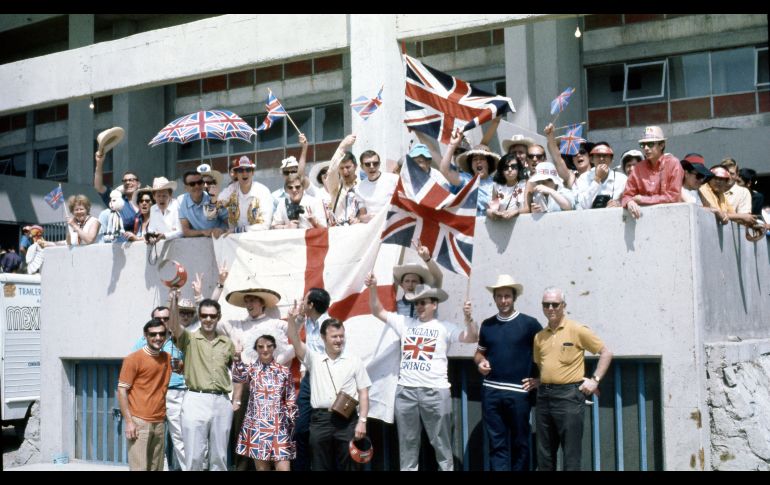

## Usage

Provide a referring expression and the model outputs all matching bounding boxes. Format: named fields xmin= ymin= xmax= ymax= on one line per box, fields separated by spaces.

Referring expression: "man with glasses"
xmin=271 ymin=173 xmax=326 ymax=229
xmin=699 ymin=166 xmax=758 ymax=226
xmin=218 ymin=156 xmax=275 ymax=233
xmin=621 ymin=126 xmax=683 ymax=219
xmin=532 ymin=287 xmax=613 ymax=471
xmin=356 ymin=149 xmax=399 ymax=222
xmin=326 ymin=134 xmax=367 ymax=225
xmin=679 ymin=154 xmax=712 ymax=206
xmin=179 ymin=170 xmax=227 ymax=238
xmin=366 ymin=273 xmax=477 ymax=471
xmin=574 ymin=144 xmax=627 ymax=210
xmin=118 ymin=318 xmax=173 ymax=471
xmin=272 ymin=134 xmax=309 ymax=209
xmin=93 ymin=151 xmax=140 ymax=232
xmin=168 ymin=294 xmax=236 ymax=471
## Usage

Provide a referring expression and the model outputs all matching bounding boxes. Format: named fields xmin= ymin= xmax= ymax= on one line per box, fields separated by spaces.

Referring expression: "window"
xmin=623 ymin=61 xmax=667 ymax=102
xmin=587 ymin=64 xmax=625 ymax=108
xmin=669 ymin=53 xmax=710 ymax=99
xmin=712 ymin=47 xmax=755 ymax=94
xmin=0 ymin=152 xmax=26 ymax=177
xmin=314 ymin=103 xmax=343 ymax=143
xmin=757 ymin=47 xmax=769 ymax=87
xmin=35 ymin=146 xmax=68 ymax=181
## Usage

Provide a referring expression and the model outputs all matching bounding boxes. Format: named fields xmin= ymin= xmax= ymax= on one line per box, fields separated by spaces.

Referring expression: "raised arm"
xmin=479 ymin=115 xmax=502 ymax=146
xmin=413 ymin=131 xmax=443 ymax=163
xmin=364 ymin=272 xmax=389 ymax=323
xmin=439 ymin=129 xmax=463 ymax=187
xmin=286 ymin=300 xmax=307 ymax=363
xmin=458 ymin=300 xmax=479 ymax=343
xmin=544 ymin=123 xmax=576 ymax=188
xmin=325 ymin=134 xmax=356 ymax=200
xmin=416 ymin=241 xmax=443 ymax=289
xmin=168 ymin=289 xmax=183 ymax=340
xmin=298 ymin=133 xmax=310 ymax=189
xmin=94 ymin=151 xmax=108 ymax=195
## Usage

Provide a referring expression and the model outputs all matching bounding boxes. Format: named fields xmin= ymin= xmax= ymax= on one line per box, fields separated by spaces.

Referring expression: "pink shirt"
xmin=621 ymin=153 xmax=683 ymax=207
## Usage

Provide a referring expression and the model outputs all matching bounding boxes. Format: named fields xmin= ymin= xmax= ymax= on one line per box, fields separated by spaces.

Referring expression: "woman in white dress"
xmin=487 ymin=154 xmax=527 ymax=221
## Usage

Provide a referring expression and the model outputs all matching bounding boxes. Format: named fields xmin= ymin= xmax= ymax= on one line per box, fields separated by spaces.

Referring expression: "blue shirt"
xmin=178 ymin=192 xmax=226 ymax=231
xmin=271 ymin=188 xmax=287 ymax=212
xmin=304 ymin=312 xmax=329 ymax=354
xmin=450 ymin=169 xmax=494 ymax=217
xmin=477 ymin=312 xmax=542 ymax=392
xmin=98 ymin=189 xmax=138 ymax=232
xmin=133 ymin=337 xmax=186 ymax=389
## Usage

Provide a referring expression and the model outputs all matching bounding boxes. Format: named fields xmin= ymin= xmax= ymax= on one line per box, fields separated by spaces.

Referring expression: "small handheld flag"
xmin=351 ymin=86 xmax=383 ymax=121
xmin=256 ymin=89 xmax=288 ymax=132
xmin=44 ymin=185 xmax=64 ymax=210
xmin=550 ymin=87 xmax=576 ymax=116
xmin=558 ymin=124 xmax=585 ymax=156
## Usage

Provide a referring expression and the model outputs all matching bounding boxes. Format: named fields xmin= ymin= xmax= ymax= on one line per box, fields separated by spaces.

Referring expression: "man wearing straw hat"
xmin=220 ymin=287 xmax=293 ymax=470
xmin=365 ymin=273 xmax=477 ymax=471
xmin=621 ymin=125 xmax=683 ymax=219
xmin=441 ymin=129 xmax=500 ymax=216
xmin=472 ymin=274 xmax=542 ymax=471
xmin=392 ymin=242 xmax=443 ymax=318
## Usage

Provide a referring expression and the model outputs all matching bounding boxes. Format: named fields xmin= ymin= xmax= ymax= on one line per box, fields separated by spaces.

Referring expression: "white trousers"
xmin=181 ymin=391 xmax=233 ymax=471
xmin=165 ymin=388 xmax=186 ymax=471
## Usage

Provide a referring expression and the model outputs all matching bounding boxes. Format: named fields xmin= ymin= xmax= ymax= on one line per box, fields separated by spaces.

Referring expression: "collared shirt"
xmin=218 ymin=181 xmax=275 ymax=232
xmin=681 ymin=187 xmax=704 ymax=206
xmin=118 ymin=347 xmax=171 ymax=422
xmin=271 ymin=187 xmax=287 ymax=212
xmin=329 ymin=180 xmax=363 ymax=225
xmin=147 ymin=199 xmax=183 ymax=240
xmin=99 ymin=188 xmax=138 ymax=232
xmin=218 ymin=315 xmax=293 ymax=366
xmin=533 ymin=185 xmax=576 ymax=212
xmin=303 ymin=348 xmax=371 ymax=409
xmin=176 ymin=329 xmax=235 ymax=393
xmin=133 ymin=336 xmax=186 ymax=389
xmin=724 ymin=184 xmax=752 ymax=214
xmin=575 ymin=168 xmax=628 ymax=210
xmin=178 ymin=192 xmax=226 ymax=231
xmin=621 ymin=153 xmax=683 ymax=207
xmin=699 ymin=184 xmax=734 ymax=213
xmin=533 ymin=318 xmax=604 ymax=385
xmin=304 ymin=312 xmax=330 ymax=354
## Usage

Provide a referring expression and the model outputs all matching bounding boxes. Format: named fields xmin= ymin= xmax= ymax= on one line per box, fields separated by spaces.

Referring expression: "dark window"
xmin=34 ymin=146 xmax=68 ymax=181
xmin=0 ymin=152 xmax=26 ymax=177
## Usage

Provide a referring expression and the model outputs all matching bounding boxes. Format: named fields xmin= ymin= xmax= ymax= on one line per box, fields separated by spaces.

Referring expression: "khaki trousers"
xmin=127 ymin=416 xmax=166 ymax=471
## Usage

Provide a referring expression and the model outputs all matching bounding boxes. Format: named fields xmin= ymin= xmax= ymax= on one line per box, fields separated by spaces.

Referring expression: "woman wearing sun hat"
xmin=440 ymin=129 xmax=500 ymax=216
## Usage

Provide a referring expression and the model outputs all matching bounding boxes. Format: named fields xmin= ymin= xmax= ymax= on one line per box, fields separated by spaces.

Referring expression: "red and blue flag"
xmin=257 ymin=90 xmax=288 ymax=132
xmin=559 ymin=123 xmax=585 ymax=156
xmin=351 ymin=85 xmax=383 ymax=121
xmin=44 ymin=185 xmax=64 ymax=210
xmin=550 ymin=87 xmax=576 ymax=115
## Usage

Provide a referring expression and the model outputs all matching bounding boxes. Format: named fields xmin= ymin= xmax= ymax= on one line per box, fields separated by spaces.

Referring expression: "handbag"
xmin=325 ymin=361 xmax=358 ymax=419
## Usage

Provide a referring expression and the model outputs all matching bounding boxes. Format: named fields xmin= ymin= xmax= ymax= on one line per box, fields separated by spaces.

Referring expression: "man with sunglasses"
xmin=118 ymin=318 xmax=172 ymax=470
xmin=621 ymin=126 xmax=683 ymax=220
xmin=168 ymin=293 xmax=236 ymax=471
xmin=218 ymin=155 xmax=275 ymax=233
xmin=179 ymin=170 xmax=227 ymax=238
xmin=272 ymin=133 xmax=309 ymax=210
xmin=366 ymin=273 xmax=477 ymax=471
xmin=356 ymin=149 xmax=399 ymax=222
xmin=93 ymin=151 xmax=140 ymax=232
xmin=532 ymin=287 xmax=613 ymax=471
xmin=574 ymin=144 xmax=628 ymax=210
xmin=679 ymin=154 xmax=712 ymax=206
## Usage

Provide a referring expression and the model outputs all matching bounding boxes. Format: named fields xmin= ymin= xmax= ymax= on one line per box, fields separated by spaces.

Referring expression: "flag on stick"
xmin=44 ymin=185 xmax=64 ymax=210
xmin=257 ymin=89 xmax=289 ymax=132
xmin=351 ymin=85 xmax=384 ymax=121
xmin=558 ymin=123 xmax=586 ymax=156
xmin=550 ymin=87 xmax=576 ymax=115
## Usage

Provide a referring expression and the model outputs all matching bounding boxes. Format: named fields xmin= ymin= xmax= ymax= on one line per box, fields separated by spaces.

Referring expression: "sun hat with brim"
xmin=97 ymin=127 xmax=125 ymax=156
xmin=393 ymin=263 xmax=435 ymax=287
xmin=502 ymin=134 xmax=535 ymax=154
xmin=527 ymin=162 xmax=561 ymax=184
xmin=150 ymin=176 xmax=177 ymax=193
xmin=485 ymin=274 xmax=524 ymax=296
xmin=178 ymin=298 xmax=196 ymax=311
xmin=226 ymin=288 xmax=281 ymax=308
xmin=197 ymin=163 xmax=224 ymax=187
xmin=710 ymin=167 xmax=731 ymax=179
xmin=456 ymin=144 xmax=501 ymax=174
xmin=638 ymin=126 xmax=666 ymax=144
xmin=280 ymin=156 xmax=299 ymax=170
xmin=620 ymin=149 xmax=643 ymax=162
xmin=309 ymin=161 xmax=331 ymax=188
xmin=230 ymin=155 xmax=256 ymax=170
xmin=681 ymin=155 xmax=712 ymax=179
xmin=590 ymin=145 xmax=614 ymax=156
xmin=405 ymin=284 xmax=448 ymax=303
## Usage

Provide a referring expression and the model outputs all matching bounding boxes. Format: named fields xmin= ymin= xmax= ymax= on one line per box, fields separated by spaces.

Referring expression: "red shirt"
xmin=621 ymin=153 xmax=683 ymax=207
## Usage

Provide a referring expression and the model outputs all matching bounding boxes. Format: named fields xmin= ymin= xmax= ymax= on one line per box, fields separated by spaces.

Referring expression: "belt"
xmin=188 ymin=389 xmax=226 ymax=395
xmin=540 ymin=382 xmax=582 ymax=389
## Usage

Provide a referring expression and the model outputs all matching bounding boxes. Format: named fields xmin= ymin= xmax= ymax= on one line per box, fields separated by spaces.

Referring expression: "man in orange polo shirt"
xmin=118 ymin=318 xmax=173 ymax=471
xmin=532 ymin=287 xmax=613 ymax=471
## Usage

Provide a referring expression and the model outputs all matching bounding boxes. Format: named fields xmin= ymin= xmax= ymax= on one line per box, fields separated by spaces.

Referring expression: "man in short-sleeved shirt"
xmin=218 ymin=156 xmax=274 ymax=232
xmin=532 ymin=287 xmax=613 ymax=471
xmin=178 ymin=170 xmax=227 ymax=237
xmin=118 ymin=319 xmax=172 ymax=471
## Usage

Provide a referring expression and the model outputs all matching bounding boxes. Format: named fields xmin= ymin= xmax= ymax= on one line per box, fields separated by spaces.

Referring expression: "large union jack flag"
xmin=351 ymin=85 xmax=383 ymax=121
xmin=550 ymin=87 xmax=576 ymax=115
xmin=403 ymin=55 xmax=515 ymax=144
xmin=402 ymin=335 xmax=437 ymax=361
xmin=559 ymin=123 xmax=585 ymax=156
xmin=381 ymin=156 xmax=479 ymax=276
xmin=148 ymin=110 xmax=255 ymax=146
xmin=257 ymin=89 xmax=288 ymax=132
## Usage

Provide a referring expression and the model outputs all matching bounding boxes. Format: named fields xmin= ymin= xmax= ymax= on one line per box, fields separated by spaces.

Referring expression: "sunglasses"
xmin=414 ymin=300 xmax=433 ymax=306
xmin=689 ymin=171 xmax=706 ymax=181
xmin=577 ymin=150 xmax=588 ymax=156
xmin=200 ymin=313 xmax=219 ymax=320
xmin=146 ymin=331 xmax=167 ymax=337
xmin=527 ymin=154 xmax=546 ymax=160
xmin=139 ymin=198 xmax=153 ymax=204
xmin=203 ymin=179 xmax=217 ymax=186
xmin=179 ymin=311 xmax=196 ymax=317
xmin=639 ymin=142 xmax=658 ymax=149
xmin=286 ymin=184 xmax=302 ymax=191
xmin=154 ymin=316 xmax=170 ymax=322
xmin=234 ymin=167 xmax=253 ymax=173
xmin=282 ymin=170 xmax=298 ymax=175
xmin=541 ymin=302 xmax=562 ymax=309
xmin=363 ymin=161 xmax=381 ymax=168
xmin=122 ymin=177 xmax=138 ymax=183
xmin=186 ymin=179 xmax=204 ymax=186
xmin=503 ymin=164 xmax=518 ymax=171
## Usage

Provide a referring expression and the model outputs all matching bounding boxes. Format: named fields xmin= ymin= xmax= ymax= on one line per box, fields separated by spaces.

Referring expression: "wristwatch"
xmin=592 ymin=375 xmax=601 ymax=384
xmin=216 ymin=283 xmax=224 ymax=289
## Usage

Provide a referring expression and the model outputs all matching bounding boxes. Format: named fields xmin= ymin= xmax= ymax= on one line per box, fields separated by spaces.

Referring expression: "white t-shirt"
xmin=272 ymin=193 xmax=328 ymax=229
xmin=386 ymin=313 xmax=461 ymax=389
xmin=356 ymin=172 xmax=399 ymax=217
xmin=217 ymin=181 xmax=274 ymax=232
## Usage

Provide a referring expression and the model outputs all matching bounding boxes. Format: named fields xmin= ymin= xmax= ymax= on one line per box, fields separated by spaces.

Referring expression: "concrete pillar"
xmin=67 ymin=14 xmax=95 ymax=185
xmin=347 ymin=14 xmax=406 ymax=169
xmin=111 ymin=87 xmax=166 ymax=184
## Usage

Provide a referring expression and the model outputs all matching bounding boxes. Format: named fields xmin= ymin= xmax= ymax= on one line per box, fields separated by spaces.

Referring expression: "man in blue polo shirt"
xmin=473 ymin=274 xmax=542 ymax=471
xmin=178 ymin=170 xmax=227 ymax=237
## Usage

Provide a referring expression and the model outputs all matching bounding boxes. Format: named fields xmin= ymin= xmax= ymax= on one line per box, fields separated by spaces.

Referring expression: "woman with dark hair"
xmin=487 ymin=154 xmax=527 ymax=220
xmin=232 ymin=334 xmax=297 ymax=471
xmin=125 ymin=187 xmax=154 ymax=241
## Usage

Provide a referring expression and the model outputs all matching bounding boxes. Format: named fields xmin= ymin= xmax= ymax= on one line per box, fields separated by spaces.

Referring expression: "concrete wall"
xmin=38 ymin=203 xmax=770 ymax=469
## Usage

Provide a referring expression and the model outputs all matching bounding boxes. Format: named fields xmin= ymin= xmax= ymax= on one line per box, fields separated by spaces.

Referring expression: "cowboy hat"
xmin=501 ymin=134 xmax=535 ymax=154
xmin=178 ymin=298 xmax=196 ymax=311
xmin=280 ymin=156 xmax=299 ymax=170
xmin=196 ymin=163 xmax=224 ymax=187
xmin=485 ymin=274 xmax=524 ymax=296
xmin=455 ymin=144 xmax=501 ymax=174
xmin=405 ymin=284 xmax=448 ymax=303
xmin=96 ymin=127 xmax=125 ymax=156
xmin=150 ymin=176 xmax=177 ymax=193
xmin=226 ymin=288 xmax=281 ymax=308
xmin=393 ymin=263 xmax=435 ymax=287
xmin=309 ymin=161 xmax=331 ymax=189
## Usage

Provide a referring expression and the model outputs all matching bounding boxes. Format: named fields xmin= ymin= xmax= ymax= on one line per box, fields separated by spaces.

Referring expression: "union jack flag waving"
xmin=44 ymin=185 xmax=64 ymax=210
xmin=381 ymin=156 xmax=479 ymax=276
xmin=403 ymin=55 xmax=514 ymax=144
xmin=257 ymin=90 xmax=288 ymax=132
xmin=559 ymin=123 xmax=585 ymax=156
xmin=550 ymin=87 xmax=576 ymax=115
xmin=351 ymin=85 xmax=383 ymax=121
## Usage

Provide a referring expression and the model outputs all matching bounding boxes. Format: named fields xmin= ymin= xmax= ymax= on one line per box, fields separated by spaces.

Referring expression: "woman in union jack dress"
xmin=232 ymin=334 xmax=298 ymax=471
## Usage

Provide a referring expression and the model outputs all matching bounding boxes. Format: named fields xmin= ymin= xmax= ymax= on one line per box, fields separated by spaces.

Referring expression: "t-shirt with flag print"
xmin=386 ymin=313 xmax=461 ymax=389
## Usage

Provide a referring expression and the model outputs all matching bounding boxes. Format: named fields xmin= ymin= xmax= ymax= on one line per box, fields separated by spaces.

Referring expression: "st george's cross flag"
xmin=212 ymin=210 xmax=403 ymax=422
xmin=256 ymin=90 xmax=288 ymax=132
xmin=403 ymin=54 xmax=515 ymax=144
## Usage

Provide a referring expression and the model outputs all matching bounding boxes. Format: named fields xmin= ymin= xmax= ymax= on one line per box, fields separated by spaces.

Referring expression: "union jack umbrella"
xmin=148 ymin=109 xmax=256 ymax=147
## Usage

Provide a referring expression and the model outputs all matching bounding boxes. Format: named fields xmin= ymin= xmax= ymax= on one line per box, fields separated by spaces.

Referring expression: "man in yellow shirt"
xmin=532 ymin=287 xmax=612 ymax=471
